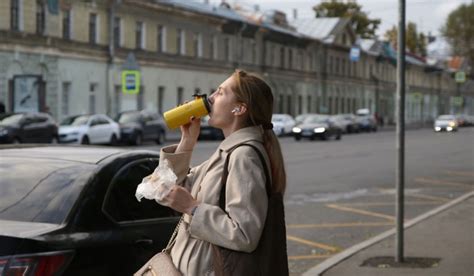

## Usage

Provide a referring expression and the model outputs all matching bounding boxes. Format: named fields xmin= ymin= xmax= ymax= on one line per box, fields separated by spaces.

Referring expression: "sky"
xmin=208 ymin=0 xmax=472 ymax=38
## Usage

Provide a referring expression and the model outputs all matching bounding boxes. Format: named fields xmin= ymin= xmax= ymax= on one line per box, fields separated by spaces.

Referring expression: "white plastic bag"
xmin=135 ymin=159 xmax=177 ymax=205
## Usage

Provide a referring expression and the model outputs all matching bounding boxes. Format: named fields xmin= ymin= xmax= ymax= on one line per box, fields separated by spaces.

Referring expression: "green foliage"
xmin=313 ymin=0 xmax=381 ymax=39
xmin=383 ymin=22 xmax=427 ymax=57
xmin=441 ymin=3 xmax=474 ymax=75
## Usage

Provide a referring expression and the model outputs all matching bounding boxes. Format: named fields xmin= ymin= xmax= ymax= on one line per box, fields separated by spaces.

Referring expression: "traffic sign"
xmin=121 ymin=70 xmax=140 ymax=94
xmin=455 ymin=71 xmax=466 ymax=83
xmin=350 ymin=47 xmax=360 ymax=62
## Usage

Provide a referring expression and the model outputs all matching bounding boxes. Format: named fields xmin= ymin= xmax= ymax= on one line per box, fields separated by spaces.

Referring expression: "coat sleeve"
xmin=160 ymin=145 xmax=205 ymax=192
xmin=188 ymin=146 xmax=268 ymax=253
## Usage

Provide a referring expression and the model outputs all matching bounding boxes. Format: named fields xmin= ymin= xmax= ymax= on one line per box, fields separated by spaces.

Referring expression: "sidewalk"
xmin=304 ymin=191 xmax=474 ymax=276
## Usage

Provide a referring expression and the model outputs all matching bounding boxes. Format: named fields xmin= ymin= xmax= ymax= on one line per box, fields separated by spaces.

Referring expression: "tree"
xmin=441 ymin=3 xmax=474 ymax=76
xmin=313 ymin=0 xmax=381 ymax=39
xmin=384 ymin=22 xmax=427 ymax=57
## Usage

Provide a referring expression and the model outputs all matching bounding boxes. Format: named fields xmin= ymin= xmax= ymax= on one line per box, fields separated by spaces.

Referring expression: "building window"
xmin=157 ymin=25 xmax=166 ymax=52
xmin=61 ymin=82 xmax=70 ymax=116
xmin=62 ymin=9 xmax=71 ymax=40
xmin=278 ymin=94 xmax=284 ymax=113
xmin=136 ymin=21 xmax=144 ymax=49
xmin=224 ymin=37 xmax=230 ymax=61
xmin=210 ymin=35 xmax=216 ymax=59
xmin=298 ymin=95 xmax=302 ymax=114
xmin=307 ymin=95 xmax=312 ymax=112
xmin=177 ymin=87 xmax=184 ymax=105
xmin=89 ymin=13 xmax=97 ymax=44
xmin=194 ymin=32 xmax=202 ymax=57
xmin=157 ymin=86 xmax=165 ymax=114
xmin=251 ymin=40 xmax=257 ymax=64
xmin=89 ymin=83 xmax=97 ymax=114
xmin=287 ymin=95 xmax=292 ymax=115
xmin=11 ymin=0 xmax=20 ymax=31
xmin=269 ymin=44 xmax=275 ymax=66
xmin=113 ymin=17 xmax=121 ymax=48
xmin=177 ymin=28 xmax=185 ymax=55
xmin=36 ymin=0 xmax=45 ymax=35
xmin=280 ymin=47 xmax=285 ymax=69
xmin=288 ymin=49 xmax=293 ymax=69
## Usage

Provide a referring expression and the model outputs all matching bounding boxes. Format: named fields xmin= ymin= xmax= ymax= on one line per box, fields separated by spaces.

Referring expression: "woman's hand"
xmin=163 ymin=186 xmax=199 ymax=215
xmin=176 ymin=116 xmax=201 ymax=153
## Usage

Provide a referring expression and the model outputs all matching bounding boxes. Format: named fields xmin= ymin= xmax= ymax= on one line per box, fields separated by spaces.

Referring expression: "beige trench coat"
xmin=160 ymin=126 xmax=270 ymax=276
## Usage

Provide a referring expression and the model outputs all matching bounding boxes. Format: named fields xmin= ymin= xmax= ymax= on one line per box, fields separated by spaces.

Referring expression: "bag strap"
xmin=163 ymin=215 xmax=184 ymax=253
xmin=219 ymin=143 xmax=271 ymax=211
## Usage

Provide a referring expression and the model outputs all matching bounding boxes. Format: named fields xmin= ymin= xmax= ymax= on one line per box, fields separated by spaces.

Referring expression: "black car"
xmin=198 ymin=116 xmax=224 ymax=140
xmin=0 ymin=145 xmax=179 ymax=275
xmin=292 ymin=114 xmax=342 ymax=141
xmin=0 ymin=112 xmax=58 ymax=144
xmin=116 ymin=110 xmax=166 ymax=145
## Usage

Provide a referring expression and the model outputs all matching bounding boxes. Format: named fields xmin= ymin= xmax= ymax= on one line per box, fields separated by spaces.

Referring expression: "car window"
xmin=117 ymin=112 xmax=141 ymax=123
xmin=102 ymin=159 xmax=176 ymax=223
xmin=62 ymin=115 xmax=90 ymax=126
xmin=0 ymin=114 xmax=24 ymax=125
xmin=0 ymin=158 xmax=96 ymax=224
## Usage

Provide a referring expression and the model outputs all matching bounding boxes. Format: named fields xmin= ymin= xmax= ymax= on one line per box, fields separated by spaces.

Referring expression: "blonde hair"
xmin=231 ymin=69 xmax=286 ymax=194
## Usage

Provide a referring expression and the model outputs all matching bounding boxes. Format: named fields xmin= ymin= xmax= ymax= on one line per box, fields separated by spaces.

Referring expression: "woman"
xmin=160 ymin=70 xmax=287 ymax=275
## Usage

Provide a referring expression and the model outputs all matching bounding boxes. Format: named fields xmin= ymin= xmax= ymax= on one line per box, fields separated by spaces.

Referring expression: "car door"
xmin=21 ymin=115 xmax=44 ymax=142
xmin=88 ymin=117 xmax=108 ymax=144
xmin=98 ymin=158 xmax=178 ymax=275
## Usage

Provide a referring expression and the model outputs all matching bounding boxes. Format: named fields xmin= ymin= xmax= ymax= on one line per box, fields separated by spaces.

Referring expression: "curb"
xmin=302 ymin=190 xmax=474 ymax=276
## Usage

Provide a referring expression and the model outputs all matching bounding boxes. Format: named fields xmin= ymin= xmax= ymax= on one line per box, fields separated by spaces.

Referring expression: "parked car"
xmin=355 ymin=109 xmax=377 ymax=132
xmin=116 ymin=110 xmax=166 ymax=145
xmin=272 ymin=114 xmax=296 ymax=136
xmin=292 ymin=114 xmax=342 ymax=141
xmin=332 ymin=114 xmax=360 ymax=133
xmin=434 ymin=115 xmax=458 ymax=132
xmin=59 ymin=114 xmax=120 ymax=145
xmin=0 ymin=145 xmax=179 ymax=275
xmin=198 ymin=115 xmax=224 ymax=140
xmin=0 ymin=112 xmax=58 ymax=144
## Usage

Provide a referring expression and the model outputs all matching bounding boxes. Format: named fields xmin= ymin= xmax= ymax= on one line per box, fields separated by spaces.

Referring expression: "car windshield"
xmin=117 ymin=112 xmax=141 ymax=123
xmin=438 ymin=115 xmax=455 ymax=120
xmin=272 ymin=116 xmax=285 ymax=122
xmin=0 ymin=114 xmax=24 ymax=125
xmin=61 ymin=115 xmax=90 ymax=126
xmin=0 ymin=157 xmax=96 ymax=224
xmin=304 ymin=116 xmax=328 ymax=124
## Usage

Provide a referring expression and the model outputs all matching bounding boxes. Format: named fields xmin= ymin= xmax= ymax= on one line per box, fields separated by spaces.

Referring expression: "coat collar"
xmin=219 ymin=126 xmax=264 ymax=152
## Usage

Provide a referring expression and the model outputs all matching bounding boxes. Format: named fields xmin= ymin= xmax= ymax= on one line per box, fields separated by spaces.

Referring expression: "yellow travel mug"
xmin=163 ymin=94 xmax=211 ymax=129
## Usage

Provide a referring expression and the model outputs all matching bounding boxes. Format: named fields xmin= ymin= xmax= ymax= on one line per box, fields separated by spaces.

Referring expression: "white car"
xmin=59 ymin=114 xmax=120 ymax=145
xmin=271 ymin=114 xmax=296 ymax=136
xmin=434 ymin=115 xmax=458 ymax=132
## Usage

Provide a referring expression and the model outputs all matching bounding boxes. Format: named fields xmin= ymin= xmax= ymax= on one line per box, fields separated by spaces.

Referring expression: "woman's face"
xmin=208 ymin=76 xmax=239 ymax=129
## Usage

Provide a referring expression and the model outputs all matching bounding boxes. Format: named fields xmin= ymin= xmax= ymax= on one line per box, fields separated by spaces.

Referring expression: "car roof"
xmin=0 ymin=145 xmax=129 ymax=164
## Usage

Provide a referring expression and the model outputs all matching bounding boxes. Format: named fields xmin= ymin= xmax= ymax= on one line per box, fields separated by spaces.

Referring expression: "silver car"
xmin=434 ymin=115 xmax=458 ymax=132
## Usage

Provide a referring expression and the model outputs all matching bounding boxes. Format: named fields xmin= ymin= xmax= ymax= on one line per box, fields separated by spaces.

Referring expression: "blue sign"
xmin=350 ymin=47 xmax=360 ymax=62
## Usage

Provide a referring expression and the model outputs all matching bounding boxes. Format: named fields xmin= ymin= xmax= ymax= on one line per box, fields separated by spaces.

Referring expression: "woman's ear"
xmin=234 ymin=104 xmax=247 ymax=115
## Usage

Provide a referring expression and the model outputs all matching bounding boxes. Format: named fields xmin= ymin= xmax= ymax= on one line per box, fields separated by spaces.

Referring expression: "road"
xmin=133 ymin=127 xmax=474 ymax=275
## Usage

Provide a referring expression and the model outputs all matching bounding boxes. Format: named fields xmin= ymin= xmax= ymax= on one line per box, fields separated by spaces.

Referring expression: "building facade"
xmin=0 ymin=0 xmax=472 ymax=125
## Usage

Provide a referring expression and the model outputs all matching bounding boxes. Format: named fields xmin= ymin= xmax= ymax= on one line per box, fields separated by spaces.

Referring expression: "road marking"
xmin=406 ymin=193 xmax=450 ymax=202
xmin=287 ymin=235 xmax=341 ymax=252
xmin=288 ymin=222 xmax=394 ymax=229
xmin=337 ymin=201 xmax=440 ymax=207
xmin=414 ymin=177 xmax=472 ymax=188
xmin=444 ymin=170 xmax=474 ymax=177
xmin=326 ymin=204 xmax=396 ymax=222
xmin=288 ymin=254 xmax=333 ymax=260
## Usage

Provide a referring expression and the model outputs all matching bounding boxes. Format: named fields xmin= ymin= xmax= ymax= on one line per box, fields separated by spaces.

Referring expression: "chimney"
xmin=293 ymin=8 xmax=297 ymax=19
xmin=204 ymin=0 xmax=209 ymax=4
xmin=254 ymin=4 xmax=260 ymax=12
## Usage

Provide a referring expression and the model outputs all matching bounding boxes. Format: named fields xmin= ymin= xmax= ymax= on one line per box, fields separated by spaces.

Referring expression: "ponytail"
xmin=262 ymin=129 xmax=286 ymax=194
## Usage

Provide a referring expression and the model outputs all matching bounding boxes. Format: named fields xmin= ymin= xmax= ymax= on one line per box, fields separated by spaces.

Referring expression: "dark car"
xmin=292 ymin=114 xmax=342 ymax=141
xmin=0 ymin=112 xmax=58 ymax=144
xmin=0 ymin=145 xmax=178 ymax=275
xmin=198 ymin=116 xmax=224 ymax=140
xmin=116 ymin=110 xmax=166 ymax=145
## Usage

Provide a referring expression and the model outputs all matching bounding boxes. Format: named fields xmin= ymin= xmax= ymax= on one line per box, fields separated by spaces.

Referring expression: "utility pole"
xmin=396 ymin=0 xmax=406 ymax=263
